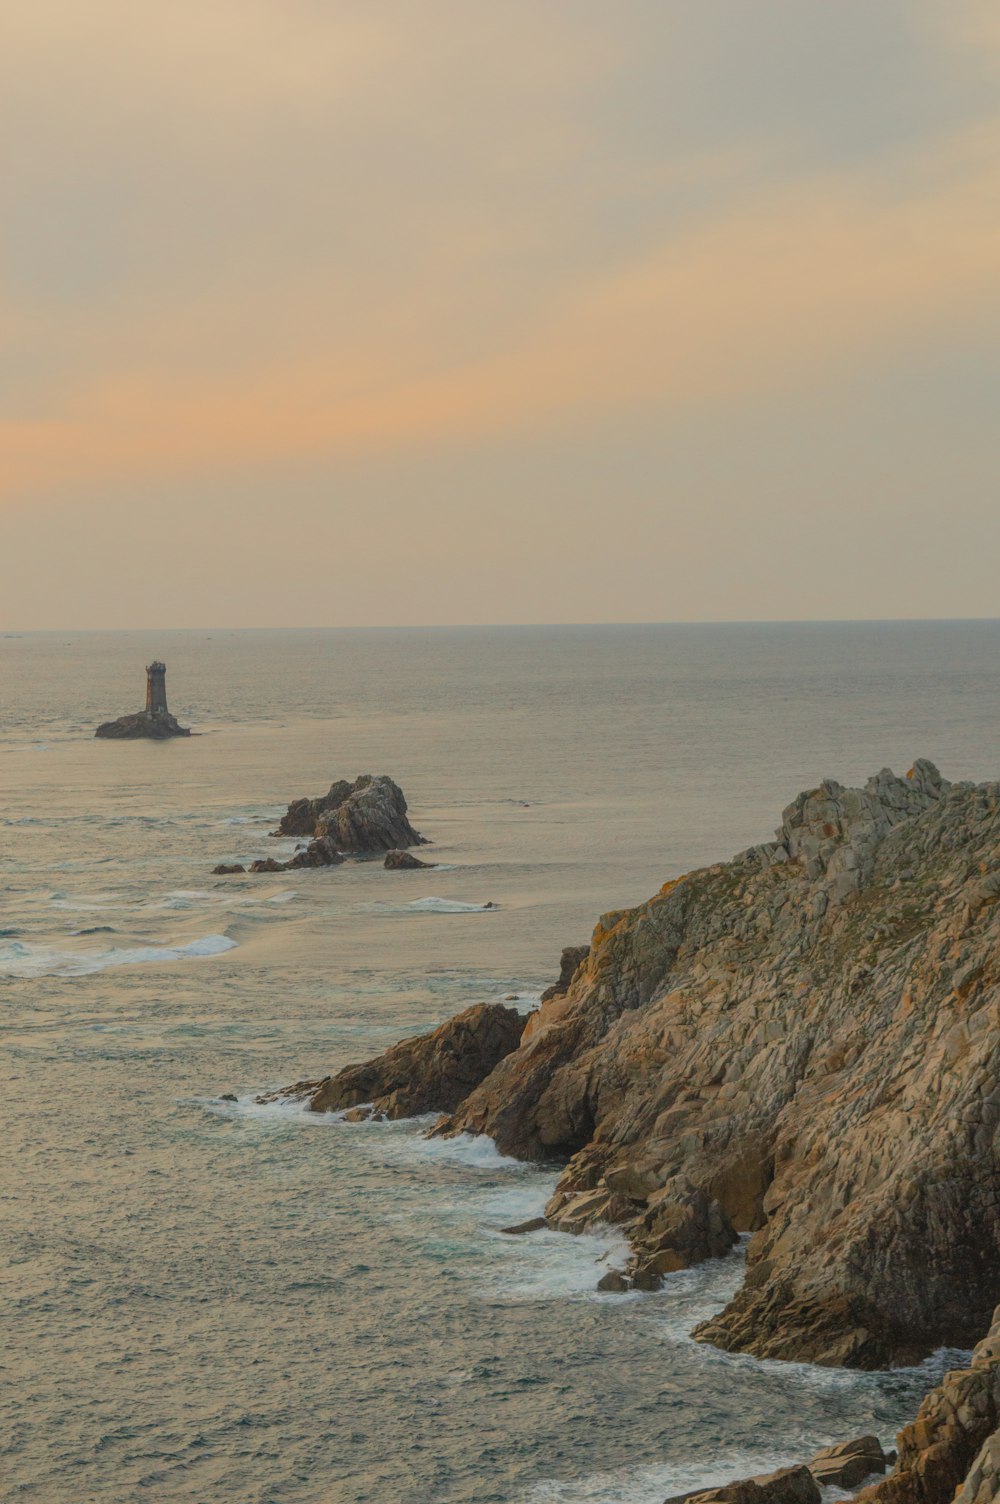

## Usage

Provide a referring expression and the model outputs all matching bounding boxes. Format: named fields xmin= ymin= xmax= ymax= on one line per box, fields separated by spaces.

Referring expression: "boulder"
xmin=808 ymin=1436 xmax=886 ymax=1489
xmin=384 ymin=849 xmax=434 ymax=870
xmin=664 ymin=1464 xmax=821 ymax=1504
xmin=212 ymin=863 xmax=246 ymax=875
xmin=596 ymin=1268 xmax=631 ymax=1292
xmin=260 ymin=1003 xmax=526 ymax=1120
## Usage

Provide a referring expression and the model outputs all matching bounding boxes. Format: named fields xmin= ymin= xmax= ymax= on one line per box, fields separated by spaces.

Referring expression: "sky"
xmin=4 ymin=0 xmax=1000 ymax=628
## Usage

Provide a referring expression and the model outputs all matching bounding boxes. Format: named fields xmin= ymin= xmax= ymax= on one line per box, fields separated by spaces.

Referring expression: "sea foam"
xmin=398 ymin=897 xmax=498 ymax=914
xmin=0 ymin=933 xmax=237 ymax=978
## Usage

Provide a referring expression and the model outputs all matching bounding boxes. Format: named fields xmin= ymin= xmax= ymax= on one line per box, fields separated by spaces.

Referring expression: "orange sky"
xmin=4 ymin=1 xmax=1000 ymax=626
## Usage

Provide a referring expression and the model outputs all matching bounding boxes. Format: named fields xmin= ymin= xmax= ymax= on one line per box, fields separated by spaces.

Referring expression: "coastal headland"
xmin=262 ymin=759 xmax=1000 ymax=1503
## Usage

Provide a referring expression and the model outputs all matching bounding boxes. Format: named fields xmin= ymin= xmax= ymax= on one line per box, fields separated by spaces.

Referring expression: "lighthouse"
xmin=95 ymin=660 xmax=190 ymax=739
xmin=145 ymin=661 xmax=169 ymax=716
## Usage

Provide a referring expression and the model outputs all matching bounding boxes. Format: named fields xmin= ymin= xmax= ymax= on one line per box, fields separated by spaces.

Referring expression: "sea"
xmin=3 ymin=622 xmax=999 ymax=1504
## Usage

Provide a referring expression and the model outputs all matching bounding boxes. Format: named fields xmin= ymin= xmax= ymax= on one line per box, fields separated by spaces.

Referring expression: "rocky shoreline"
xmin=258 ymin=760 xmax=1000 ymax=1504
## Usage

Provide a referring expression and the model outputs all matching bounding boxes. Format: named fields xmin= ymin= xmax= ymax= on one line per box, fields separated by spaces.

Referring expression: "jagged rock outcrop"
xmin=216 ymin=775 xmax=424 ymax=874
xmin=272 ymin=775 xmax=423 ymax=852
xmin=540 ymin=945 xmax=590 ymax=1003
xmin=275 ymin=780 xmax=355 ymax=837
xmin=257 ymin=1003 xmax=525 ymax=1120
xmin=95 ymin=710 xmax=190 ymax=739
xmin=854 ymin=1308 xmax=1000 ymax=1504
xmin=432 ymin=759 xmax=1000 ymax=1369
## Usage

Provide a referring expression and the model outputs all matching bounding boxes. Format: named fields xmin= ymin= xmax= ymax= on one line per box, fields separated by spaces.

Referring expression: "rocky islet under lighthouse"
xmin=95 ymin=661 xmax=191 ymax=739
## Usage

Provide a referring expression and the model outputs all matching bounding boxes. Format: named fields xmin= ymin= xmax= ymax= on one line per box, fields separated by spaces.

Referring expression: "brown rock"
xmin=273 ymin=781 xmax=354 ymax=836
xmin=230 ymin=776 xmax=423 ymax=873
xmin=437 ymin=761 xmax=1000 ymax=1367
xmin=808 ymin=1436 xmax=887 ymax=1488
xmin=596 ymin=1268 xmax=630 ymax=1292
xmin=269 ymin=1004 xmax=526 ymax=1121
xmin=95 ymin=711 xmax=191 ymax=739
xmin=274 ymin=774 xmax=424 ymax=853
xmin=855 ymin=1308 xmax=1000 ymax=1504
xmin=212 ymin=863 xmax=246 ymax=875
xmin=665 ymin=1464 xmax=821 ymax=1504
xmin=384 ymin=849 xmax=434 ymax=870
xmin=500 ymin=1217 xmax=547 ymax=1235
xmin=540 ymin=945 xmax=590 ymax=1002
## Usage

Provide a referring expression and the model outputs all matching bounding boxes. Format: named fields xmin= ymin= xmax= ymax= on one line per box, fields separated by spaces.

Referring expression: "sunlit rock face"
xmin=436 ymin=760 xmax=1000 ymax=1370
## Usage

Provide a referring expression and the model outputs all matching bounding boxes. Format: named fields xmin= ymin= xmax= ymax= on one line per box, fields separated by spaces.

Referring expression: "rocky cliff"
xmin=266 ymin=759 xmax=1000 ymax=1503
xmin=436 ymin=758 xmax=1000 ymax=1376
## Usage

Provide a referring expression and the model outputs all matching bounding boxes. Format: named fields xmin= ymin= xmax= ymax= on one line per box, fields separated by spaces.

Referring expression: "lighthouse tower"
xmin=145 ymin=661 xmax=169 ymax=716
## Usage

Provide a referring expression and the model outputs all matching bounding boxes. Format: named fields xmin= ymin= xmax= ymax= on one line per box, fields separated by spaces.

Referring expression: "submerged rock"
xmin=212 ymin=863 xmax=246 ymax=875
xmin=259 ymin=1003 xmax=525 ymax=1120
xmin=384 ymin=849 xmax=434 ymax=870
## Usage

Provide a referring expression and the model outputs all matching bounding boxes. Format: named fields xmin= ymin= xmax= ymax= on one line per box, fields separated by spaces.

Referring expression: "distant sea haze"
xmin=3 ymin=622 xmax=998 ymax=1503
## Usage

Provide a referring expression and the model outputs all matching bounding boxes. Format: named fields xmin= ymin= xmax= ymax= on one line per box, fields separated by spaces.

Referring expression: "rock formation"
xmin=95 ymin=661 xmax=190 ymax=739
xmin=257 ymin=1002 xmax=525 ymax=1120
xmin=256 ymin=759 xmax=1000 ymax=1504
xmin=384 ymin=849 xmax=434 ymax=870
xmin=435 ymin=758 xmax=1000 ymax=1372
xmin=664 ymin=1464 xmax=821 ymax=1504
xmin=272 ymin=774 xmax=424 ymax=852
xmin=213 ymin=775 xmax=425 ymax=874
xmin=274 ymin=758 xmax=1000 ymax=1370
xmin=853 ymin=1310 xmax=1000 ymax=1504
xmin=540 ymin=944 xmax=589 ymax=1002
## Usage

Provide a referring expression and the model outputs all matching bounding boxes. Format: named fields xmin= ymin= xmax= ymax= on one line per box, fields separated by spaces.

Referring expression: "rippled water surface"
xmin=3 ymin=624 xmax=999 ymax=1504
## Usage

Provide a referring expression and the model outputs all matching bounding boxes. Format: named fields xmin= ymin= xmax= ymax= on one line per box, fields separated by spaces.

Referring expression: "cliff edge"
xmin=439 ymin=758 xmax=1000 ymax=1370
